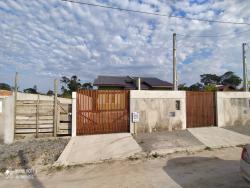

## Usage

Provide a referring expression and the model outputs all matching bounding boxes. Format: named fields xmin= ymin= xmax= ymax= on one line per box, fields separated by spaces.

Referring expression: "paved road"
xmin=0 ymin=147 xmax=249 ymax=188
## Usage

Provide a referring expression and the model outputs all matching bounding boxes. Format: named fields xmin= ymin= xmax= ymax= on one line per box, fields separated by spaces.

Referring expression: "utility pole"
xmin=173 ymin=33 xmax=178 ymax=90
xmin=243 ymin=43 xmax=248 ymax=92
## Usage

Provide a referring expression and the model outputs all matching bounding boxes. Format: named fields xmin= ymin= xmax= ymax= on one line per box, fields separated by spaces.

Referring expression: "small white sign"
xmin=0 ymin=101 xmax=2 ymax=113
xmin=132 ymin=112 xmax=140 ymax=123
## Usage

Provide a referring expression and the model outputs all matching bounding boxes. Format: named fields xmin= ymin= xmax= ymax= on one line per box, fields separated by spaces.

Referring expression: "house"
xmin=93 ymin=75 xmax=173 ymax=90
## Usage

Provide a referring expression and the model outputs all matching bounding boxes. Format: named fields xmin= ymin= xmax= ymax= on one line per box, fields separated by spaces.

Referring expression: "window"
xmin=176 ymin=100 xmax=181 ymax=110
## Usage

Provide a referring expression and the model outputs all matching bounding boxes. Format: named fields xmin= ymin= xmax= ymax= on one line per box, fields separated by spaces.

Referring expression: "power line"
xmin=176 ymin=29 xmax=250 ymax=38
xmin=60 ymin=0 xmax=250 ymax=26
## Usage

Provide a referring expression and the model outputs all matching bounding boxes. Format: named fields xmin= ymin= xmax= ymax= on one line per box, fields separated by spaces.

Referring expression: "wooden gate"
xmin=186 ymin=92 xmax=216 ymax=128
xmin=77 ymin=90 xmax=129 ymax=135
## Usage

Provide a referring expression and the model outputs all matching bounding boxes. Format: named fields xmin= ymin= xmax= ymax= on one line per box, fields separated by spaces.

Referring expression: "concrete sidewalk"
xmin=188 ymin=127 xmax=250 ymax=148
xmin=134 ymin=130 xmax=206 ymax=155
xmin=56 ymin=133 xmax=142 ymax=166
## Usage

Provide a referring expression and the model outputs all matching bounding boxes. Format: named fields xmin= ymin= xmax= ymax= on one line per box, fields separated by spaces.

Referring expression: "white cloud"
xmin=0 ymin=0 xmax=249 ymax=92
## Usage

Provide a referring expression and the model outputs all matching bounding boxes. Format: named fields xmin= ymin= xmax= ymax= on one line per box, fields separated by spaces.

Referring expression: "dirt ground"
xmin=0 ymin=137 xmax=70 ymax=173
xmin=0 ymin=147 xmax=248 ymax=188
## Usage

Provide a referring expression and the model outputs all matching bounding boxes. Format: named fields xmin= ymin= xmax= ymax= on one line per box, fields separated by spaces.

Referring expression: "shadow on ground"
xmin=164 ymin=157 xmax=249 ymax=188
xmin=18 ymin=150 xmax=44 ymax=188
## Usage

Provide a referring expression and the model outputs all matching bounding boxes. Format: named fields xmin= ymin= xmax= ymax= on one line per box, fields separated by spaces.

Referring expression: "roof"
xmin=93 ymin=76 xmax=173 ymax=89
xmin=0 ymin=90 xmax=13 ymax=96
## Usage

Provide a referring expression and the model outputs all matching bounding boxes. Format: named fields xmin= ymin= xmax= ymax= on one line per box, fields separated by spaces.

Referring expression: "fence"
xmin=15 ymin=93 xmax=71 ymax=139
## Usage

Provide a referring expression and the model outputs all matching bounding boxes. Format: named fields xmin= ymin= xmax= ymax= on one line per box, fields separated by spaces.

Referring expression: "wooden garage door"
xmin=186 ymin=92 xmax=216 ymax=128
xmin=77 ymin=90 xmax=129 ymax=135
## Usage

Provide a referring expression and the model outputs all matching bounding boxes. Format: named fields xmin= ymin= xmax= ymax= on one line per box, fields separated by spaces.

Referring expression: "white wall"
xmin=17 ymin=92 xmax=71 ymax=103
xmin=130 ymin=90 xmax=186 ymax=134
xmin=0 ymin=96 xmax=14 ymax=144
xmin=217 ymin=92 xmax=250 ymax=127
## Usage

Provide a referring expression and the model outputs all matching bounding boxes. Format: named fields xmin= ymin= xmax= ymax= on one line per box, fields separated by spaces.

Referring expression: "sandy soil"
xmin=0 ymin=146 xmax=248 ymax=188
xmin=0 ymin=137 xmax=69 ymax=173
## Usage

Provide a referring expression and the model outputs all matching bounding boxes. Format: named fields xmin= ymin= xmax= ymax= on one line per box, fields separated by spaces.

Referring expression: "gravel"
xmin=0 ymin=137 xmax=70 ymax=172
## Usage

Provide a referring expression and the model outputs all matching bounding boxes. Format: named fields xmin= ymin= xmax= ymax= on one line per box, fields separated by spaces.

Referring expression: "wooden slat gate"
xmin=77 ymin=90 xmax=129 ymax=135
xmin=186 ymin=92 xmax=216 ymax=128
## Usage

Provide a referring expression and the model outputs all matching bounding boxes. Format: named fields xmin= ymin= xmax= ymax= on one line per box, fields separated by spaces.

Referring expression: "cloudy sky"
xmin=0 ymin=0 xmax=250 ymax=92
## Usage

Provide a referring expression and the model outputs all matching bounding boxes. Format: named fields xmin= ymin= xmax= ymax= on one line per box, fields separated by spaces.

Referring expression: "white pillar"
xmin=137 ymin=78 xmax=141 ymax=90
xmin=71 ymin=92 xmax=77 ymax=137
xmin=4 ymin=96 xmax=14 ymax=144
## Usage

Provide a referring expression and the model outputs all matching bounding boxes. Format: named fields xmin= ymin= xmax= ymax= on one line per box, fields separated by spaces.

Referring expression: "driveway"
xmin=0 ymin=147 xmax=248 ymax=188
xmin=134 ymin=130 xmax=205 ymax=154
xmin=223 ymin=125 xmax=250 ymax=137
xmin=56 ymin=133 xmax=142 ymax=165
xmin=188 ymin=127 xmax=250 ymax=148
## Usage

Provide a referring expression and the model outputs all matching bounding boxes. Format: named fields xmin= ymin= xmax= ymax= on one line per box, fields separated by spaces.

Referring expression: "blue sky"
xmin=0 ymin=0 xmax=250 ymax=92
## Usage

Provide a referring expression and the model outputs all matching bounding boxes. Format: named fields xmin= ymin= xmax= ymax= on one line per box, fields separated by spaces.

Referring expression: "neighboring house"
xmin=93 ymin=75 xmax=173 ymax=90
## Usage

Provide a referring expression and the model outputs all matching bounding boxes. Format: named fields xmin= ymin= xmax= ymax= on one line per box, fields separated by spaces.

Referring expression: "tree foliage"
xmin=204 ymin=84 xmax=217 ymax=92
xmin=0 ymin=83 xmax=12 ymax=91
xmin=220 ymin=71 xmax=242 ymax=87
xmin=60 ymin=75 xmax=93 ymax=98
xmin=200 ymin=74 xmax=220 ymax=85
xmin=200 ymin=71 xmax=242 ymax=87
xmin=47 ymin=90 xmax=54 ymax=96
xmin=82 ymin=82 xmax=93 ymax=90
xmin=189 ymin=83 xmax=203 ymax=91
xmin=23 ymin=85 xmax=38 ymax=94
xmin=178 ymin=83 xmax=189 ymax=91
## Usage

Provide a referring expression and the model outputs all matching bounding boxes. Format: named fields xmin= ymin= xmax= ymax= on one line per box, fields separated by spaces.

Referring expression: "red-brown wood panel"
xmin=77 ymin=90 xmax=129 ymax=135
xmin=186 ymin=91 xmax=216 ymax=128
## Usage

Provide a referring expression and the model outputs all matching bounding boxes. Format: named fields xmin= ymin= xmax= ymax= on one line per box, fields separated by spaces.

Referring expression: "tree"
xmin=204 ymin=84 xmax=217 ymax=92
xmin=23 ymin=85 xmax=38 ymax=94
xmin=60 ymin=75 xmax=82 ymax=98
xmin=82 ymin=82 xmax=93 ymax=90
xmin=200 ymin=71 xmax=242 ymax=88
xmin=47 ymin=90 xmax=54 ymax=96
xmin=189 ymin=83 xmax=203 ymax=91
xmin=0 ymin=83 xmax=12 ymax=91
xmin=219 ymin=71 xmax=242 ymax=87
xmin=178 ymin=83 xmax=188 ymax=91
xmin=200 ymin=74 xmax=220 ymax=85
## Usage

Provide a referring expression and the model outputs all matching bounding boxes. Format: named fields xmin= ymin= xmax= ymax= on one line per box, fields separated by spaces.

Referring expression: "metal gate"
xmin=186 ymin=92 xmax=216 ymax=128
xmin=77 ymin=90 xmax=129 ymax=135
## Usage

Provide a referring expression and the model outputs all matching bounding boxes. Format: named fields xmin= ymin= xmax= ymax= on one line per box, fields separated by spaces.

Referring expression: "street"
xmin=0 ymin=147 xmax=249 ymax=188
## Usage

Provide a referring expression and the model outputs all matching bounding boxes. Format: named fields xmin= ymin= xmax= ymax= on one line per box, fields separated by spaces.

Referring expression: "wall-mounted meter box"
xmin=132 ymin=112 xmax=140 ymax=123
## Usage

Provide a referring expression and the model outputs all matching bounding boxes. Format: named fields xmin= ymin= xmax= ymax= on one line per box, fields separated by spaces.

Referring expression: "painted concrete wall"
xmin=130 ymin=91 xmax=186 ymax=134
xmin=17 ymin=92 xmax=71 ymax=103
xmin=0 ymin=97 xmax=4 ymax=143
xmin=0 ymin=96 xmax=14 ymax=144
xmin=217 ymin=92 xmax=250 ymax=127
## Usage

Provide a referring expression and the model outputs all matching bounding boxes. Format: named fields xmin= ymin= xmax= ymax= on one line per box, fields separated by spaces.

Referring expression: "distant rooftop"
xmin=0 ymin=90 xmax=13 ymax=96
xmin=93 ymin=75 xmax=173 ymax=90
